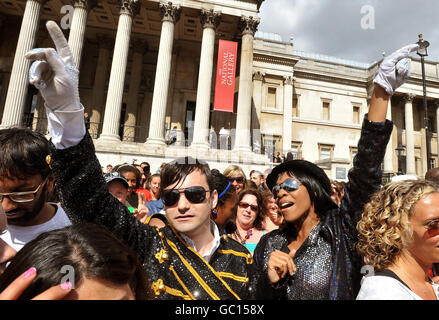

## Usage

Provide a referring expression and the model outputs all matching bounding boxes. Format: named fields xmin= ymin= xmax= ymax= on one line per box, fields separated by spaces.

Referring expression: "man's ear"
xmin=210 ymin=189 xmax=218 ymax=210
xmin=46 ymin=173 xmax=55 ymax=192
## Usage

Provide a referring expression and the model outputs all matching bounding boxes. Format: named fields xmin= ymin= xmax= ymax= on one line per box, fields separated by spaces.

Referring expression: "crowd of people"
xmin=0 ymin=21 xmax=438 ymax=301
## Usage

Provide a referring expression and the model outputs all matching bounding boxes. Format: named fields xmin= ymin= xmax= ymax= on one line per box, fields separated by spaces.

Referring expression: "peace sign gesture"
xmin=25 ymin=21 xmax=80 ymax=112
xmin=133 ymin=193 xmax=149 ymax=224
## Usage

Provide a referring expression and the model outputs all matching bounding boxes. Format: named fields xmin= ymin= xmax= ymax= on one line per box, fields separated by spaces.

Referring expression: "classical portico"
xmin=2 ymin=1 xmax=439 ymax=177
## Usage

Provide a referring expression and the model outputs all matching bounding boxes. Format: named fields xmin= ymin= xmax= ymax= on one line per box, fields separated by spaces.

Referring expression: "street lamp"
xmin=395 ymin=142 xmax=405 ymax=175
xmin=417 ymin=34 xmax=431 ymax=169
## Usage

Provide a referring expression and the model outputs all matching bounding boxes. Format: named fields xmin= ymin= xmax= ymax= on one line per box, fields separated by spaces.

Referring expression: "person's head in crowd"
xmin=104 ymin=172 xmax=129 ymax=205
xmin=0 ymin=224 xmax=150 ymax=300
xmin=250 ymin=170 xmax=264 ymax=188
xmin=140 ymin=162 xmax=151 ymax=188
xmin=223 ymin=165 xmax=246 ymax=194
xmin=330 ymin=180 xmax=345 ymax=207
xmin=232 ymin=189 xmax=266 ymax=232
xmin=160 ymin=157 xmax=218 ymax=239
xmin=114 ymin=164 xmax=140 ymax=195
xmin=425 ymin=168 xmax=439 ymax=184
xmin=210 ymin=169 xmax=237 ymax=228
xmin=149 ymin=174 xmax=161 ymax=200
xmin=106 ymin=164 xmax=113 ymax=173
xmin=0 ymin=128 xmax=56 ymax=227
xmin=0 ymin=205 xmax=16 ymax=275
xmin=261 ymin=190 xmax=283 ymax=229
xmin=262 ymin=168 xmax=271 ymax=191
xmin=245 ymin=180 xmax=257 ymax=190
xmin=357 ymin=180 xmax=439 ymax=273
xmin=266 ymin=160 xmax=337 ymax=235
xmin=134 ymin=164 xmax=146 ymax=187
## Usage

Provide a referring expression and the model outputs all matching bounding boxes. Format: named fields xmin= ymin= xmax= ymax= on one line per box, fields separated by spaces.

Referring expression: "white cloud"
xmin=258 ymin=0 xmax=439 ymax=63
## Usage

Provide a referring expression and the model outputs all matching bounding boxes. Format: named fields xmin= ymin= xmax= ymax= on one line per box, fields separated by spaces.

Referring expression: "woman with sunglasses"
xmin=223 ymin=165 xmax=247 ymax=194
xmin=356 ymin=180 xmax=439 ymax=300
xmin=231 ymin=189 xmax=267 ymax=255
xmin=253 ymin=43 xmax=420 ymax=300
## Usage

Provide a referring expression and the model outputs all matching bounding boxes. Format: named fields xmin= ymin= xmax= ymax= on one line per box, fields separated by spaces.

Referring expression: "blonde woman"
xmin=356 ymin=180 xmax=439 ymax=300
xmin=223 ymin=165 xmax=247 ymax=194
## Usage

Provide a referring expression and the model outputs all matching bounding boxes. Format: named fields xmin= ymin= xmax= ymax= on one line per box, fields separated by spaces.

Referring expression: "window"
xmin=353 ymin=106 xmax=360 ymax=124
xmin=291 ymin=142 xmax=302 ymax=160
xmin=350 ymin=147 xmax=358 ymax=163
xmin=267 ymin=87 xmax=277 ymax=109
xmin=430 ymin=156 xmax=437 ymax=169
xmin=322 ymin=101 xmax=330 ymax=120
xmin=292 ymin=97 xmax=299 ymax=117
xmin=319 ymin=144 xmax=334 ymax=160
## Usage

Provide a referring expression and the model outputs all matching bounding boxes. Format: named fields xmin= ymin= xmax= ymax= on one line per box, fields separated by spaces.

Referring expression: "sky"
xmin=258 ymin=0 xmax=439 ymax=65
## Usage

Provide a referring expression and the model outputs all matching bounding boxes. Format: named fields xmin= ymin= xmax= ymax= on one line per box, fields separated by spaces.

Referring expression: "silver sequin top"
xmin=257 ymin=222 xmax=333 ymax=300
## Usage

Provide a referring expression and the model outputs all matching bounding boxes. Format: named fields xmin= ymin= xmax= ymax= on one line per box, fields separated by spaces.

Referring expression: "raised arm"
xmin=25 ymin=21 xmax=153 ymax=258
xmin=342 ymin=44 xmax=419 ymax=224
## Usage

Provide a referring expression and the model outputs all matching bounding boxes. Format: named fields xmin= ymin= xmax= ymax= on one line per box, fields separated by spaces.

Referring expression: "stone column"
xmin=0 ymin=0 xmax=46 ymax=129
xmin=191 ymin=9 xmax=221 ymax=150
xmin=233 ymin=16 xmax=259 ymax=153
xmin=404 ymin=93 xmax=416 ymax=175
xmin=282 ymin=75 xmax=293 ymax=153
xmin=68 ymin=0 xmax=96 ymax=69
xmin=145 ymin=2 xmax=181 ymax=150
xmin=123 ymin=38 xmax=147 ymax=141
xmin=98 ymin=0 xmax=140 ymax=142
xmin=383 ymin=99 xmax=394 ymax=173
xmin=89 ymin=34 xmax=113 ymax=138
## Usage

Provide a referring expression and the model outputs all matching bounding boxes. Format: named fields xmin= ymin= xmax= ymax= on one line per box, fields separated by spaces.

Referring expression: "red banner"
xmin=214 ymin=40 xmax=238 ymax=112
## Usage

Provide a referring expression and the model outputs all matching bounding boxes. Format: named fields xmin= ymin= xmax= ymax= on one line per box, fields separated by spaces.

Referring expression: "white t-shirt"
xmin=0 ymin=203 xmax=72 ymax=252
xmin=356 ymin=275 xmax=439 ymax=300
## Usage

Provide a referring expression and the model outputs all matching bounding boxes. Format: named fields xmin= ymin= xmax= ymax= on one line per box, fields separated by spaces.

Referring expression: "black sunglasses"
xmin=162 ymin=186 xmax=211 ymax=206
xmin=272 ymin=179 xmax=300 ymax=198
xmin=228 ymin=176 xmax=244 ymax=183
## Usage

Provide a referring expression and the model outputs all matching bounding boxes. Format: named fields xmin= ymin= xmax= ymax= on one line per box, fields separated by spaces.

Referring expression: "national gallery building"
xmin=1 ymin=0 xmax=439 ymax=180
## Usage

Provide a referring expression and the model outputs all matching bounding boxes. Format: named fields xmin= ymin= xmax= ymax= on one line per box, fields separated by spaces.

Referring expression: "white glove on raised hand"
xmin=25 ymin=20 xmax=85 ymax=149
xmin=373 ymin=44 xmax=419 ymax=96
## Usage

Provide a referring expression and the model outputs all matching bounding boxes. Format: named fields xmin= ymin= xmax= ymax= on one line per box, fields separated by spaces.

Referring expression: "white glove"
xmin=25 ymin=20 xmax=79 ymax=111
xmin=373 ymin=44 xmax=419 ymax=96
xmin=25 ymin=20 xmax=85 ymax=149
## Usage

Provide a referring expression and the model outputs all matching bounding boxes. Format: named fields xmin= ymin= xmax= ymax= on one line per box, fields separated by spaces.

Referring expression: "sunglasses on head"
xmin=162 ymin=186 xmax=211 ymax=206
xmin=272 ymin=178 xmax=300 ymax=198
xmin=238 ymin=201 xmax=258 ymax=212
xmin=228 ymin=176 xmax=244 ymax=183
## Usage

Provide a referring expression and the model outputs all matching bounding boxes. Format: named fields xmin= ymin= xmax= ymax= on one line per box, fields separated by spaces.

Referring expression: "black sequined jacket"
xmin=254 ymin=116 xmax=393 ymax=300
xmin=50 ymin=133 xmax=258 ymax=300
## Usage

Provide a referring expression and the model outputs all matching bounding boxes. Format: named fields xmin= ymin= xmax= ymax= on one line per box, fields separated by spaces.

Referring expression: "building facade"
xmin=1 ymin=0 xmax=439 ymax=179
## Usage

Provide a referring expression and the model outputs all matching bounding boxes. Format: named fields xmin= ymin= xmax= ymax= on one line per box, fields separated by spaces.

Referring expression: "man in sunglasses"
xmin=24 ymin=21 xmax=258 ymax=299
xmin=0 ymin=128 xmax=71 ymax=252
xmin=253 ymin=43 xmax=420 ymax=300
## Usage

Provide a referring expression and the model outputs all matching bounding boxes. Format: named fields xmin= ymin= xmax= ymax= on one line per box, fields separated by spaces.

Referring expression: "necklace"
xmin=235 ymin=228 xmax=253 ymax=244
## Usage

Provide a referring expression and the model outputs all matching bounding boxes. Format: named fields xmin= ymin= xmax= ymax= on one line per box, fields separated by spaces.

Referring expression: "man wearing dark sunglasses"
xmin=26 ymin=21 xmax=258 ymax=300
xmin=0 ymin=128 xmax=71 ymax=252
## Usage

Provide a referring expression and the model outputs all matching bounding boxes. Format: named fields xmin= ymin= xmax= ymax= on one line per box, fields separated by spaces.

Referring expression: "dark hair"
xmin=0 ymin=224 xmax=151 ymax=300
xmin=245 ymin=180 xmax=258 ymax=190
xmin=0 ymin=127 xmax=51 ymax=180
xmin=160 ymin=157 xmax=214 ymax=193
xmin=211 ymin=169 xmax=236 ymax=207
xmin=114 ymin=164 xmax=140 ymax=189
xmin=232 ymin=189 xmax=266 ymax=230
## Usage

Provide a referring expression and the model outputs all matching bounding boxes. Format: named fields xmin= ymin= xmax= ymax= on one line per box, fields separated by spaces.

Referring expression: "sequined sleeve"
xmin=341 ymin=115 xmax=393 ymax=227
xmin=50 ymin=132 xmax=154 ymax=259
